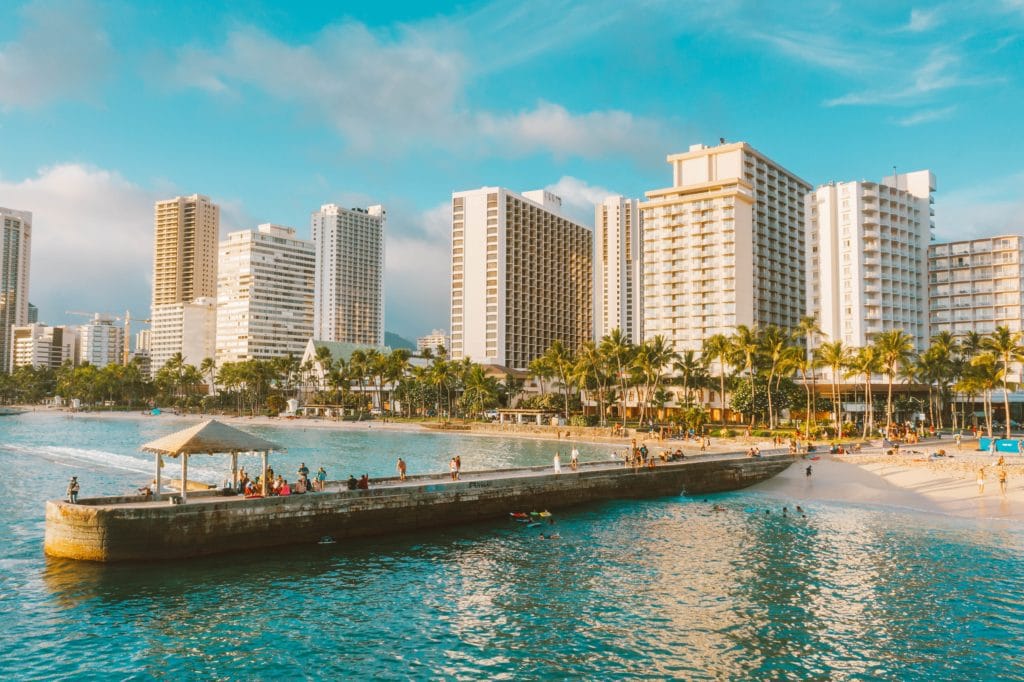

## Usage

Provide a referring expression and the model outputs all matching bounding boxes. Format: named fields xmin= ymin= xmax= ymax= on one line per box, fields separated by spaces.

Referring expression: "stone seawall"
xmin=45 ymin=455 xmax=792 ymax=562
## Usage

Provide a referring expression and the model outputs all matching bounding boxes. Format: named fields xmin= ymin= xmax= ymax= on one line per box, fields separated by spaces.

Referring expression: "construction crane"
xmin=123 ymin=310 xmax=151 ymax=365
xmin=65 ymin=310 xmax=122 ymax=322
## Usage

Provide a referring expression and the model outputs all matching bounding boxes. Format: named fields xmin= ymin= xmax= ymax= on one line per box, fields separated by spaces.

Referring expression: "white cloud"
xmin=0 ymin=164 xmax=159 ymax=323
xmin=384 ymin=202 xmax=451 ymax=338
xmin=0 ymin=0 xmax=112 ymax=108
xmin=544 ymin=176 xmax=615 ymax=225
xmin=895 ymin=105 xmax=957 ymax=126
xmin=825 ymin=49 xmax=999 ymax=107
xmin=934 ymin=171 xmax=1024 ymax=241
xmin=906 ymin=7 xmax=941 ymax=32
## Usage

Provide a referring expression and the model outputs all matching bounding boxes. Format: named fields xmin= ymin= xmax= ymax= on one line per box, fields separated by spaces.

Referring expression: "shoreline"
xmin=14 ymin=408 xmax=1023 ymax=523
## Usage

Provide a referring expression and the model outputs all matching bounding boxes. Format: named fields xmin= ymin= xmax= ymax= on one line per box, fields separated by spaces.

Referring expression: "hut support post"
xmin=154 ymin=453 xmax=162 ymax=502
xmin=231 ymin=452 xmax=238 ymax=490
xmin=262 ymin=451 xmax=268 ymax=496
xmin=181 ymin=453 xmax=189 ymax=504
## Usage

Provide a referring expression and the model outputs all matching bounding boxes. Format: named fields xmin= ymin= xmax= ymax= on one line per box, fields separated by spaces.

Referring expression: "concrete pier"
xmin=44 ymin=453 xmax=793 ymax=562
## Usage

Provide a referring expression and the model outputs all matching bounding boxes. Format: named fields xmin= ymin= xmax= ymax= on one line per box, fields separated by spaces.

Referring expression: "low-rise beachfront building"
xmin=10 ymin=323 xmax=78 ymax=370
xmin=77 ymin=314 xmax=124 ymax=368
xmin=216 ymin=224 xmax=315 ymax=364
xmin=450 ymin=187 xmax=592 ymax=371
xmin=149 ymin=298 xmax=216 ymax=374
xmin=594 ymin=195 xmax=643 ymax=343
xmin=416 ymin=329 xmax=450 ymax=355
xmin=807 ymin=170 xmax=934 ymax=351
xmin=928 ymin=235 xmax=1024 ymax=338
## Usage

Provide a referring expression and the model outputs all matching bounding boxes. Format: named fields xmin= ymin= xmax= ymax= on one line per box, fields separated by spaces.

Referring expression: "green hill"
xmin=385 ymin=331 xmax=416 ymax=350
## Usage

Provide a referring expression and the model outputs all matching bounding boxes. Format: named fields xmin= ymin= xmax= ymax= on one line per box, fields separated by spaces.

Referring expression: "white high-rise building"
xmin=641 ymin=142 xmax=811 ymax=352
xmin=312 ymin=204 xmax=385 ymax=346
xmin=450 ymin=187 xmax=592 ymax=369
xmin=78 ymin=314 xmax=124 ymax=368
xmin=807 ymin=170 xmax=934 ymax=350
xmin=135 ymin=329 xmax=152 ymax=353
xmin=594 ymin=196 xmax=643 ymax=343
xmin=416 ymin=329 xmax=450 ymax=355
xmin=150 ymin=298 xmax=216 ymax=372
xmin=929 ymin=235 xmax=1024 ymax=337
xmin=10 ymin=323 xmax=77 ymax=370
xmin=150 ymin=194 xmax=219 ymax=375
xmin=216 ymin=224 xmax=316 ymax=364
xmin=1 ymin=207 xmax=32 ymax=373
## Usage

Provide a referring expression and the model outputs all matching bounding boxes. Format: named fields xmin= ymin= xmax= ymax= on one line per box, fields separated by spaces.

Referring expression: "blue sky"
xmin=1 ymin=0 xmax=1022 ymax=339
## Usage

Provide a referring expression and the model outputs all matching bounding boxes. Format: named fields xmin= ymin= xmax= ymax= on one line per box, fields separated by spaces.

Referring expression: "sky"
xmin=0 ymin=0 xmax=1022 ymax=339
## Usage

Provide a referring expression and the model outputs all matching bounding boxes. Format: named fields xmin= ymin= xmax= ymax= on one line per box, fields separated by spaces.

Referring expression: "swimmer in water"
xmin=712 ymin=504 xmax=724 ymax=512
xmin=796 ymin=505 xmax=804 ymax=514
xmin=782 ymin=507 xmax=788 ymax=516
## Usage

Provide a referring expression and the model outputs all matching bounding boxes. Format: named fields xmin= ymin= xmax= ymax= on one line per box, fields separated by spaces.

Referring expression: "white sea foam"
xmin=0 ymin=443 xmax=222 ymax=483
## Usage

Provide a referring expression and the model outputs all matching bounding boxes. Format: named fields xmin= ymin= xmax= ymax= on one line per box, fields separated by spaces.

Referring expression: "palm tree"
xmin=542 ymin=340 xmax=575 ymax=418
xmin=314 ymin=344 xmax=333 ymax=396
xmin=461 ymin=365 xmax=501 ymax=417
xmin=199 ymin=357 xmax=216 ymax=397
xmin=575 ymin=341 xmax=612 ymax=425
xmin=599 ymin=329 xmax=636 ymax=424
xmin=796 ymin=315 xmax=822 ymax=431
xmin=729 ymin=325 xmax=761 ymax=427
xmin=982 ymin=326 xmax=1024 ymax=438
xmin=969 ymin=352 xmax=1003 ymax=438
xmin=702 ymin=334 xmax=731 ymax=424
xmin=874 ymin=329 xmax=915 ymax=436
xmin=760 ymin=326 xmax=789 ymax=429
xmin=632 ymin=335 xmax=677 ymax=424
xmin=847 ymin=346 xmax=880 ymax=438
xmin=672 ymin=350 xmax=706 ymax=407
xmin=815 ymin=340 xmax=849 ymax=436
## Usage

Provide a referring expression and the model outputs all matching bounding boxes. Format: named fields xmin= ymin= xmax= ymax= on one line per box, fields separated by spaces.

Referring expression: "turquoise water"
xmin=2 ymin=412 xmax=1023 ymax=680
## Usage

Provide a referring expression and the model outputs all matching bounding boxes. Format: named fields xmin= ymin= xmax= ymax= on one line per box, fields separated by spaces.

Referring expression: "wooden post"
xmin=231 ymin=451 xmax=238 ymax=489
xmin=181 ymin=453 xmax=189 ymax=504
xmin=154 ymin=452 xmax=162 ymax=502
xmin=262 ymin=451 xmax=269 ymax=496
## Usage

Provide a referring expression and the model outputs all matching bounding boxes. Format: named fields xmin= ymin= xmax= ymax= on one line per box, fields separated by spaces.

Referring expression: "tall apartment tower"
xmin=450 ymin=188 xmax=592 ymax=370
xmin=311 ymin=204 xmax=385 ymax=346
xmin=928 ymin=235 xmax=1024 ymax=337
xmin=641 ymin=142 xmax=810 ymax=352
xmin=78 ymin=314 xmax=124 ymax=368
xmin=11 ymin=323 xmax=78 ymax=370
xmin=1 ymin=207 xmax=31 ymax=373
xmin=594 ymin=196 xmax=643 ymax=343
xmin=216 ymin=224 xmax=316 ymax=364
xmin=150 ymin=194 xmax=220 ymax=372
xmin=807 ymin=170 xmax=934 ymax=350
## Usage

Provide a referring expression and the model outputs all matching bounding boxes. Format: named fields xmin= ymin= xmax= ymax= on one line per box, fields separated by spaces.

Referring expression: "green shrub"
xmin=718 ymin=428 xmax=736 ymax=438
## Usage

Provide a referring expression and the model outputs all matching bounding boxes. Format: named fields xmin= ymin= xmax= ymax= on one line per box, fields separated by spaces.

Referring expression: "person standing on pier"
xmin=553 ymin=452 xmax=562 ymax=474
xmin=298 ymin=462 xmax=309 ymax=482
xmin=455 ymin=455 xmax=462 ymax=479
xmin=397 ymin=457 xmax=407 ymax=481
xmin=449 ymin=458 xmax=459 ymax=481
xmin=570 ymin=446 xmax=579 ymax=471
xmin=66 ymin=476 xmax=79 ymax=504
xmin=315 ymin=467 xmax=327 ymax=492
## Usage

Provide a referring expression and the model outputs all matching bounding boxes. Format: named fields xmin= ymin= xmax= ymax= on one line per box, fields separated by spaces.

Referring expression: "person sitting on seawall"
xmin=347 ymin=474 xmax=359 ymax=491
xmin=279 ymin=479 xmax=292 ymax=496
xmin=357 ymin=474 xmax=370 ymax=490
xmin=293 ymin=475 xmax=307 ymax=494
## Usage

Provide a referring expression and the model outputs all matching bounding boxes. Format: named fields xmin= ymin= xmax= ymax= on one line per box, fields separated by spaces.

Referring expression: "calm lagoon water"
xmin=2 ymin=412 xmax=1023 ymax=680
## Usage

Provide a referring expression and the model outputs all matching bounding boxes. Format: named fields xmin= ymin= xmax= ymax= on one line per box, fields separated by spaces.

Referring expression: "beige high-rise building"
xmin=929 ymin=235 xmax=1024 ymax=337
xmin=311 ymin=204 xmax=385 ymax=346
xmin=595 ymin=196 xmax=642 ymax=343
xmin=641 ymin=142 xmax=810 ymax=352
xmin=450 ymin=187 xmax=592 ymax=370
xmin=150 ymin=194 xmax=219 ymax=374
xmin=1 ymin=207 xmax=32 ymax=373
xmin=216 ymin=224 xmax=315 ymax=364
xmin=416 ymin=329 xmax=449 ymax=355
xmin=150 ymin=298 xmax=216 ymax=371
xmin=78 ymin=314 xmax=124 ymax=368
xmin=808 ymin=171 xmax=934 ymax=350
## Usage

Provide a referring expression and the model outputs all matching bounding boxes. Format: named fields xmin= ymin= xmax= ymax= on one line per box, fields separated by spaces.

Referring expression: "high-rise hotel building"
xmin=216 ymin=224 xmax=316 ymax=364
xmin=78 ymin=314 xmax=124 ymax=368
xmin=807 ymin=171 xmax=934 ymax=350
xmin=311 ymin=204 xmax=385 ymax=347
xmin=1 ymin=207 xmax=31 ymax=374
xmin=928 ymin=235 xmax=1024 ymax=337
xmin=450 ymin=188 xmax=592 ymax=370
xmin=150 ymin=194 xmax=220 ymax=371
xmin=640 ymin=142 xmax=810 ymax=352
xmin=594 ymin=196 xmax=642 ymax=343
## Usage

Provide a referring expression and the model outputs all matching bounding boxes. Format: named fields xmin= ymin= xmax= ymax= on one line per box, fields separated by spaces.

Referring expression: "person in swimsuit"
xmin=977 ymin=467 xmax=985 ymax=494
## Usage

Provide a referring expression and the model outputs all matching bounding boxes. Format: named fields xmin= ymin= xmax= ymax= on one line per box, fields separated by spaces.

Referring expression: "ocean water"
xmin=1 ymin=412 xmax=1022 ymax=680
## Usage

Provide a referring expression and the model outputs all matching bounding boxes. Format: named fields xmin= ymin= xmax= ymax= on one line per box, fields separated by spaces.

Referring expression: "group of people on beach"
xmin=977 ymin=462 xmax=1009 ymax=496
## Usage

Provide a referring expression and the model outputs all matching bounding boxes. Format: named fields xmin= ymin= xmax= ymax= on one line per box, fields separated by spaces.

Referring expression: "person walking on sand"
xmin=954 ymin=433 xmax=962 ymax=451
xmin=570 ymin=446 xmax=579 ymax=471
xmin=998 ymin=467 xmax=1008 ymax=497
xmin=977 ymin=467 xmax=986 ymax=495
xmin=66 ymin=476 xmax=80 ymax=503
xmin=553 ymin=452 xmax=562 ymax=474
xmin=397 ymin=457 xmax=407 ymax=481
